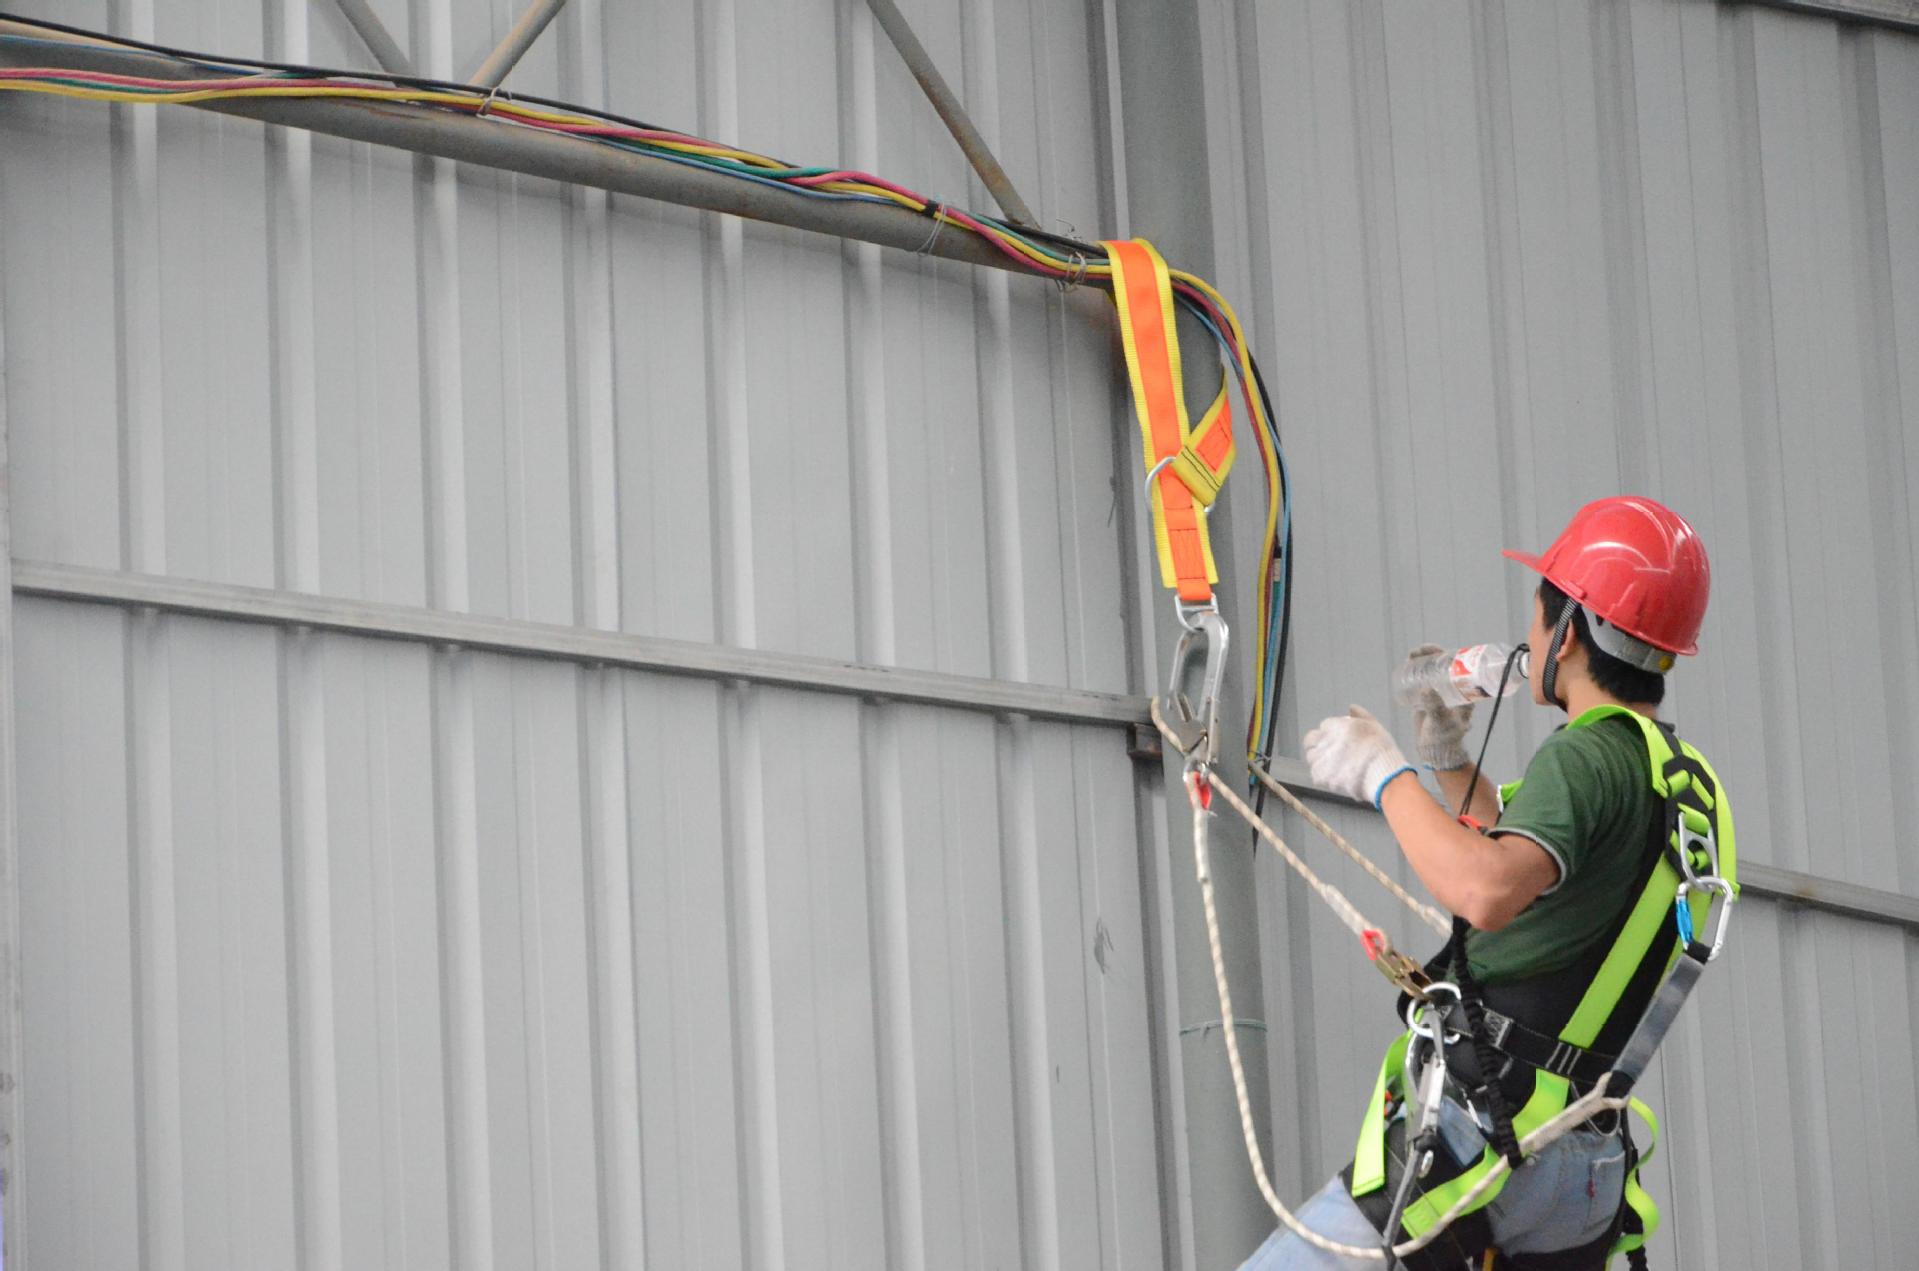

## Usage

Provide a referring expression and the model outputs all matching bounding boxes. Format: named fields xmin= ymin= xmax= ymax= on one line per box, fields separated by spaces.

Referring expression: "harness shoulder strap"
xmin=1101 ymin=238 xmax=1237 ymax=605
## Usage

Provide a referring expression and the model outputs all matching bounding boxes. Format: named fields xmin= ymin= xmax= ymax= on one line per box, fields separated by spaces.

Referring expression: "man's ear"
xmin=1554 ymin=617 xmax=1583 ymax=663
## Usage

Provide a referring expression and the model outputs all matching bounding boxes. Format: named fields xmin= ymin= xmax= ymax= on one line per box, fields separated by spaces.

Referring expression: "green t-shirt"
xmin=1465 ymin=713 xmax=1662 ymax=983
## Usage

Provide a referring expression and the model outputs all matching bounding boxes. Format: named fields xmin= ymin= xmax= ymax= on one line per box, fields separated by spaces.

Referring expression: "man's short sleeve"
xmin=1494 ymin=730 xmax=1605 ymax=893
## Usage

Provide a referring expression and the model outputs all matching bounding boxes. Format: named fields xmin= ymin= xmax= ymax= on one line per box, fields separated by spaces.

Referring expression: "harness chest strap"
xmin=1352 ymin=707 xmax=1737 ymax=1259
xmin=1101 ymin=237 xmax=1236 ymax=604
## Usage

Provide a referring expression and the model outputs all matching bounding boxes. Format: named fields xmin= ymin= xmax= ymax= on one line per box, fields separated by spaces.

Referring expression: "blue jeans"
xmin=1238 ymin=1096 xmax=1630 ymax=1269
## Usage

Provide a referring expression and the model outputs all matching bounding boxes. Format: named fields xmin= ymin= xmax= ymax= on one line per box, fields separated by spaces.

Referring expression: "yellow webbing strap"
xmin=1102 ymin=238 xmax=1237 ymax=604
xmin=1351 ymin=1030 xmax=1412 ymax=1197
xmin=1613 ymin=1097 xmax=1662 ymax=1257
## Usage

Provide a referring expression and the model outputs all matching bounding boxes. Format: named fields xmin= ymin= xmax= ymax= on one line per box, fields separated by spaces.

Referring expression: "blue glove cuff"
xmin=1371 ymin=765 xmax=1417 ymax=810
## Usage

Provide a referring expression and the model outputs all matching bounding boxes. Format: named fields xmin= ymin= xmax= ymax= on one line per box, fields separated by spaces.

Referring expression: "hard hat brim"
xmin=1502 ymin=547 xmax=1698 ymax=657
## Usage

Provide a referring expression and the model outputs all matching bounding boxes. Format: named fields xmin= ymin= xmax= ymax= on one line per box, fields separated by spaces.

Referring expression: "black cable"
xmin=1444 ymin=641 xmax=1532 ymax=1173
xmin=1247 ymin=353 xmax=1291 ymax=819
xmin=1455 ymin=642 xmax=1527 ymax=820
xmin=0 ymin=12 xmax=681 ymax=133
xmin=1 ymin=12 xmax=1136 ymax=267
xmin=1254 ymin=355 xmax=1293 ymax=764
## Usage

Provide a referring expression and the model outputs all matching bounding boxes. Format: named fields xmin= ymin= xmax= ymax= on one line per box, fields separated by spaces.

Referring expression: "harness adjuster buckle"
xmin=1542 ymin=1041 xmax=1581 ymax=1079
xmin=1372 ymin=946 xmax=1434 ymax=1000
xmin=1483 ymin=1009 xmax=1515 ymax=1051
xmin=1674 ymin=818 xmax=1717 ymax=883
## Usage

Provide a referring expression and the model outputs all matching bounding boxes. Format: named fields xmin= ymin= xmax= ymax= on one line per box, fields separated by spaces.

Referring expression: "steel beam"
xmin=328 ymin=0 xmax=415 ymax=77
xmin=1105 ymin=0 xmax=1272 ymax=1262
xmin=1729 ymin=0 xmax=1919 ymax=33
xmin=0 ymin=23 xmax=1020 ymax=277
xmin=0 ymin=187 xmax=23 ymax=1271
xmin=467 ymin=0 xmax=568 ymax=90
xmin=862 ymin=0 xmax=1038 ymax=227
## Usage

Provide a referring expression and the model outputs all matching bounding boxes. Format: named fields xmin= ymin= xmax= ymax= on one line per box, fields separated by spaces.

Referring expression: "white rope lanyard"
xmin=1158 ymin=709 xmax=1633 ymax=1261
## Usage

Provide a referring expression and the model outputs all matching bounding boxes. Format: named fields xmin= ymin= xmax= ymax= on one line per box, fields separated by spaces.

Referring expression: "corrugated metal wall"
xmin=0 ymin=1 xmax=1173 ymax=1268
xmin=5 ymin=0 xmax=1919 ymax=1268
xmin=1196 ymin=1 xmax=1919 ymax=1267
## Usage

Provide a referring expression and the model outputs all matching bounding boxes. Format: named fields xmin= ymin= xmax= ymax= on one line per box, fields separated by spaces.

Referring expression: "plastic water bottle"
xmin=1393 ymin=643 xmax=1530 ymax=708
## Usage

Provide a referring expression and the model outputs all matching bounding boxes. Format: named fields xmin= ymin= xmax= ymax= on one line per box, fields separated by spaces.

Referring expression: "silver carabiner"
xmin=1403 ymin=980 xmax=1461 ymax=1044
xmin=1676 ymin=876 xmax=1737 ymax=962
xmin=1161 ymin=603 xmax=1229 ymax=768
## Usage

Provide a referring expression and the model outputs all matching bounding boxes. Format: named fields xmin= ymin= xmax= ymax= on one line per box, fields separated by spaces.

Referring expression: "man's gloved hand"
xmin=1403 ymin=643 xmax=1475 ymax=771
xmin=1303 ymin=706 xmax=1417 ymax=808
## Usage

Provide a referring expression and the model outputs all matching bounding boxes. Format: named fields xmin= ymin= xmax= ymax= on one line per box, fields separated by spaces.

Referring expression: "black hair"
xmin=1538 ymin=580 xmax=1667 ymax=707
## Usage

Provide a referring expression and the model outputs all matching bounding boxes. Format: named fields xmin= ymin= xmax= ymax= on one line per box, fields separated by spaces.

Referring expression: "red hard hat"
xmin=1503 ymin=496 xmax=1710 ymax=660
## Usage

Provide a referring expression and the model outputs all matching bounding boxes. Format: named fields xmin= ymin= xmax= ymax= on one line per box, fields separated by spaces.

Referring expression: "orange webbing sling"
xmin=1103 ymin=238 xmax=1237 ymax=605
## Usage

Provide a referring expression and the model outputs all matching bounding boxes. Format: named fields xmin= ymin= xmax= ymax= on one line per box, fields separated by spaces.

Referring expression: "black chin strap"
xmin=1539 ymin=605 xmax=1577 ymax=709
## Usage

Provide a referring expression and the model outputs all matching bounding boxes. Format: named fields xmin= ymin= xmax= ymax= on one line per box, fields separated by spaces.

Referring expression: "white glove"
xmin=1403 ymin=643 xmax=1475 ymax=770
xmin=1304 ymin=706 xmax=1416 ymax=808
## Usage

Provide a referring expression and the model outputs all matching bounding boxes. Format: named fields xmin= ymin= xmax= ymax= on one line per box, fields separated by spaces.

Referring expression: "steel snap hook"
xmin=1161 ymin=603 xmax=1229 ymax=767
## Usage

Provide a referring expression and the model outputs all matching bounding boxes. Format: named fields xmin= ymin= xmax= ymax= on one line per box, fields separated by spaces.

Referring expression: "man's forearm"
xmin=1431 ymin=765 xmax=1501 ymax=826
xmin=1376 ymin=772 xmax=1553 ymax=930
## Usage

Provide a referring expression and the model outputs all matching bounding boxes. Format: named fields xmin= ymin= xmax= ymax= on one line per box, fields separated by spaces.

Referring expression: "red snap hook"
xmin=1191 ymin=770 xmax=1213 ymax=809
xmin=1361 ymin=929 xmax=1387 ymax=961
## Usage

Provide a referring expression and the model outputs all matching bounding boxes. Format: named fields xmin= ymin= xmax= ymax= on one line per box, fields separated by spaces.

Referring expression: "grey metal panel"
xmin=1205 ymin=2 xmax=1919 ymax=1266
xmin=0 ymin=1 xmax=1167 ymax=1268
xmin=7 ymin=1 xmax=1919 ymax=1269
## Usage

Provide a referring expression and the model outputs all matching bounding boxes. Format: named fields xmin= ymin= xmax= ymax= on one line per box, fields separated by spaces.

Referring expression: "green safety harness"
xmin=1345 ymin=706 xmax=1737 ymax=1269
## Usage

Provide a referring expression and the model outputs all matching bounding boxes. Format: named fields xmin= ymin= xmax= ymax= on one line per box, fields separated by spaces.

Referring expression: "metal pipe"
xmin=468 ymin=0 xmax=568 ymax=89
xmin=329 ymin=0 xmax=415 ymax=77
xmin=1729 ymin=0 xmax=1919 ymax=33
xmin=862 ymin=0 xmax=1038 ymax=227
xmin=0 ymin=22 xmax=1018 ymax=276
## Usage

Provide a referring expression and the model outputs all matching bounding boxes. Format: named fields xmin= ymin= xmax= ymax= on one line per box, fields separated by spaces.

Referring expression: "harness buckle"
xmin=1401 ymin=980 xmax=1460 ymax=1038
xmin=1372 ymin=944 xmax=1436 ymax=1001
xmin=1674 ymin=816 xmax=1718 ymax=884
xmin=1676 ymin=875 xmax=1736 ymax=961
xmin=1161 ymin=602 xmax=1229 ymax=769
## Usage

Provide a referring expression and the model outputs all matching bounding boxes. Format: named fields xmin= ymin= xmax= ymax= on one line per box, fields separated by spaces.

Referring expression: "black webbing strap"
xmin=1652 ymin=720 xmax=1718 ymax=896
xmin=1445 ymin=915 xmax=1526 ymax=1169
xmin=1478 ymin=1007 xmax=1618 ymax=1088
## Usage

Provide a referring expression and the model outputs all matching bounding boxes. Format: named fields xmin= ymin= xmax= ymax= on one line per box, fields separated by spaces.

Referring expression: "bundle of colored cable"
xmin=0 ymin=18 xmax=1295 ymax=763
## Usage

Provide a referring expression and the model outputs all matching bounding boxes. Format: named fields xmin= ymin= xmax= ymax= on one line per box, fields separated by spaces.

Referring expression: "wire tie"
xmin=1055 ymin=249 xmax=1089 ymax=294
xmin=914 ymin=203 xmax=948 ymax=258
xmin=477 ymin=84 xmax=504 ymax=118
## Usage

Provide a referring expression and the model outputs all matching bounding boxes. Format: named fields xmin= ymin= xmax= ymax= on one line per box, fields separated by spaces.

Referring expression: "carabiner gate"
xmin=1676 ymin=875 xmax=1736 ymax=961
xmin=1161 ymin=601 xmax=1229 ymax=768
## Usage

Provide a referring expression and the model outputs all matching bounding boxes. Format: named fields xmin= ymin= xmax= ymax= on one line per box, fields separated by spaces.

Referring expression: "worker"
xmin=1240 ymin=496 xmax=1727 ymax=1270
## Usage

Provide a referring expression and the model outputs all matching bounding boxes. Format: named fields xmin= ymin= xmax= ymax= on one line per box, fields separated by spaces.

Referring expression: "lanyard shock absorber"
xmin=1103 ymin=238 xmax=1239 ymax=764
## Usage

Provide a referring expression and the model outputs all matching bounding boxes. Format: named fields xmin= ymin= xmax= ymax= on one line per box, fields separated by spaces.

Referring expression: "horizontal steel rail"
xmin=13 ymin=560 xmax=1147 ymax=727
xmin=16 ymin=561 xmax=1919 ymax=932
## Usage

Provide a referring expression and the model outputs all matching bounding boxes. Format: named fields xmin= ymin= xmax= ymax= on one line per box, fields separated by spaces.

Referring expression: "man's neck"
xmin=1561 ymin=679 xmax=1660 ymax=722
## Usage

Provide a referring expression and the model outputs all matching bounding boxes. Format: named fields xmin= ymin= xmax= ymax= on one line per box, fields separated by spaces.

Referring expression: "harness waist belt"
xmin=1479 ymin=1008 xmax=1618 ymax=1086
